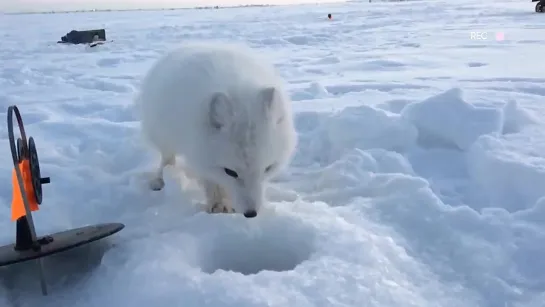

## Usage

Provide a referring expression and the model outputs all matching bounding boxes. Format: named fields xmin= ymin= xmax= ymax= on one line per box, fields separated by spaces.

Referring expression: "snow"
xmin=1 ymin=0 xmax=545 ymax=306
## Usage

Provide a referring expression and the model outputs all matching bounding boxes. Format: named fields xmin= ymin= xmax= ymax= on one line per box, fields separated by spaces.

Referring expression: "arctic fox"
xmin=135 ymin=41 xmax=297 ymax=218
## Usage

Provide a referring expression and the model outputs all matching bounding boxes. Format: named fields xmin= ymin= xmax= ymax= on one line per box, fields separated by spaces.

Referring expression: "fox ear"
xmin=209 ymin=92 xmax=233 ymax=130
xmin=260 ymin=86 xmax=284 ymax=124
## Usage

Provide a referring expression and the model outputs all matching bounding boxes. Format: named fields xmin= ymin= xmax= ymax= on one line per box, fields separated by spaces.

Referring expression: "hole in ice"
xmin=197 ymin=216 xmax=315 ymax=275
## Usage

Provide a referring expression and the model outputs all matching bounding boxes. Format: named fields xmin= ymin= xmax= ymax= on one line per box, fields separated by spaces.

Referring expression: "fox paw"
xmin=207 ymin=203 xmax=235 ymax=214
xmin=148 ymin=177 xmax=165 ymax=191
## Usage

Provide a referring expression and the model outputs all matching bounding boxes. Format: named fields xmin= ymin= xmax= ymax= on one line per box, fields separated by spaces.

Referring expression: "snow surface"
xmin=1 ymin=0 xmax=545 ymax=306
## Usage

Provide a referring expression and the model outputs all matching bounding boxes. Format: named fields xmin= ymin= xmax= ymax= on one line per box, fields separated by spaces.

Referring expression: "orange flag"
xmin=11 ymin=159 xmax=39 ymax=221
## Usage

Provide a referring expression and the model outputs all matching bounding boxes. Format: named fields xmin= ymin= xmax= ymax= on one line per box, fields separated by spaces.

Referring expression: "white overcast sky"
xmin=1 ymin=0 xmax=345 ymax=12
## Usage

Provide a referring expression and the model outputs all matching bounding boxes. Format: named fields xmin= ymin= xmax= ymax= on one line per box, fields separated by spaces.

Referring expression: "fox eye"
xmin=224 ymin=168 xmax=238 ymax=178
xmin=265 ymin=164 xmax=275 ymax=173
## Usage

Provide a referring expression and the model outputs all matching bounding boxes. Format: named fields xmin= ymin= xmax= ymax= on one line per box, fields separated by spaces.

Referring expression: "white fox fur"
xmin=135 ymin=41 xmax=297 ymax=218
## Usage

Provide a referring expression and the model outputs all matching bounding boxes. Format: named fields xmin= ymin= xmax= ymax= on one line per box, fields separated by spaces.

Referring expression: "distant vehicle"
xmin=532 ymin=0 xmax=544 ymax=13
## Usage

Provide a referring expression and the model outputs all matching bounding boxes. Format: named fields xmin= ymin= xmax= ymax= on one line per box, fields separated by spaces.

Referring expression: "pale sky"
xmin=1 ymin=0 xmax=345 ymax=13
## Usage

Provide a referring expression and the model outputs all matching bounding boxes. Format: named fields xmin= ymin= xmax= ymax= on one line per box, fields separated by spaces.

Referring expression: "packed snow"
xmin=1 ymin=0 xmax=545 ymax=306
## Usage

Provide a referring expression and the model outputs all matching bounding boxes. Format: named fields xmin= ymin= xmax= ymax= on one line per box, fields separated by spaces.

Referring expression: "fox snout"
xmin=240 ymin=196 xmax=261 ymax=218
xmin=232 ymin=182 xmax=264 ymax=219
xmin=243 ymin=210 xmax=257 ymax=218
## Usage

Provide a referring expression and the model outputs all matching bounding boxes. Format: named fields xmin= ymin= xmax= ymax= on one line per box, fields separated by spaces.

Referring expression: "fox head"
xmin=199 ymin=85 xmax=296 ymax=218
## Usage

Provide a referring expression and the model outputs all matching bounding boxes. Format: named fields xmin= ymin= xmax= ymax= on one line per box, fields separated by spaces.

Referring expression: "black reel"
xmin=16 ymin=138 xmax=24 ymax=163
xmin=15 ymin=136 xmax=50 ymax=205
xmin=28 ymin=137 xmax=50 ymax=204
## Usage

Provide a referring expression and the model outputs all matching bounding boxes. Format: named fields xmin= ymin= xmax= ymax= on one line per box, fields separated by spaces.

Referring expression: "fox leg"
xmin=148 ymin=153 xmax=176 ymax=191
xmin=202 ymin=180 xmax=235 ymax=214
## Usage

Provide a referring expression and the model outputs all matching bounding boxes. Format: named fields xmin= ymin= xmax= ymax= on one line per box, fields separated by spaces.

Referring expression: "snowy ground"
xmin=1 ymin=0 xmax=545 ymax=306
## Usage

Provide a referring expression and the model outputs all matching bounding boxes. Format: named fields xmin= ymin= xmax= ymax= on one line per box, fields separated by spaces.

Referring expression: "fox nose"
xmin=243 ymin=210 xmax=257 ymax=218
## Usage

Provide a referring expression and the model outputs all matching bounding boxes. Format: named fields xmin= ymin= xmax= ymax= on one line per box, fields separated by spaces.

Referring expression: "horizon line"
xmin=1 ymin=1 xmax=346 ymax=15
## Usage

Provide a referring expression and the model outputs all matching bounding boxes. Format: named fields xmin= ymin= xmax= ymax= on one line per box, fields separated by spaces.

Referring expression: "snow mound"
xmin=467 ymin=133 xmax=545 ymax=212
xmin=287 ymin=147 xmax=416 ymax=204
xmin=294 ymin=105 xmax=418 ymax=166
xmin=401 ymin=88 xmax=504 ymax=150
xmin=502 ymin=99 xmax=538 ymax=134
xmin=377 ymin=99 xmax=414 ymax=114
